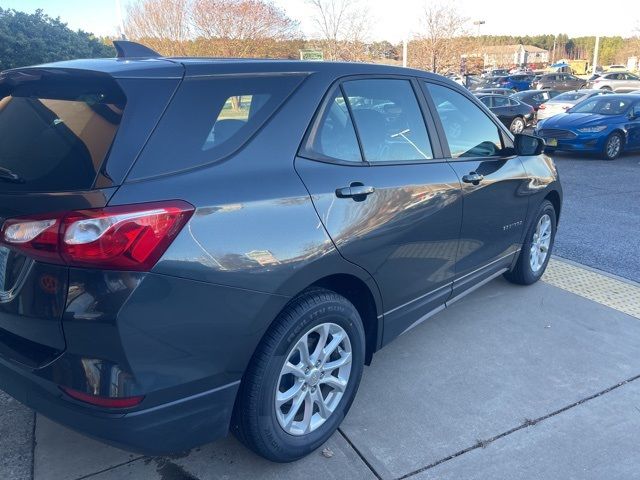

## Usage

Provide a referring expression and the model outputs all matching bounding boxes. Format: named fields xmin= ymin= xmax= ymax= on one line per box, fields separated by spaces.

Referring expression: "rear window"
xmin=129 ymin=74 xmax=306 ymax=179
xmin=0 ymin=73 xmax=125 ymax=192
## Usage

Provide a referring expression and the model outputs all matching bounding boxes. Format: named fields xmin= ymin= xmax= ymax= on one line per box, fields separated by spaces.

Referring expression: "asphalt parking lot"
xmin=550 ymin=151 xmax=640 ymax=283
xmin=2 ymin=152 xmax=639 ymax=480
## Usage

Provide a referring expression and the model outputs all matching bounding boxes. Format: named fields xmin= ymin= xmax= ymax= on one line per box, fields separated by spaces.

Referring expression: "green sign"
xmin=300 ymin=50 xmax=324 ymax=61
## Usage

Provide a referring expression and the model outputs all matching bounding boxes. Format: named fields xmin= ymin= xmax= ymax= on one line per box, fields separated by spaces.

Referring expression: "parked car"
xmin=0 ymin=41 xmax=562 ymax=462
xmin=471 ymin=76 xmax=502 ymax=90
xmin=536 ymin=94 xmax=640 ymax=160
xmin=476 ymin=94 xmax=535 ymax=133
xmin=536 ymin=89 xmax=613 ymax=121
xmin=586 ymin=72 xmax=640 ymax=92
xmin=605 ymin=64 xmax=627 ymax=72
xmin=491 ymin=74 xmax=533 ymax=91
xmin=474 ymin=87 xmax=517 ymax=96
xmin=482 ymin=68 xmax=509 ymax=78
xmin=511 ymin=89 xmax=561 ymax=112
xmin=532 ymin=73 xmax=586 ymax=92
xmin=445 ymin=73 xmax=465 ymax=86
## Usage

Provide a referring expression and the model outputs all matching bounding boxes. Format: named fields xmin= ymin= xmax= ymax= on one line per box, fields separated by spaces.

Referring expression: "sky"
xmin=0 ymin=0 xmax=638 ymax=42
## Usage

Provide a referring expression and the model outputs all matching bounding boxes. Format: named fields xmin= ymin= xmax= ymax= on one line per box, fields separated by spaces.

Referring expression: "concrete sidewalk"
xmin=3 ymin=258 xmax=640 ymax=480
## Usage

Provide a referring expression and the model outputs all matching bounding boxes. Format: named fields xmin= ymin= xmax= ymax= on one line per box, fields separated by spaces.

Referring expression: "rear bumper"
xmin=0 ymin=355 xmax=239 ymax=454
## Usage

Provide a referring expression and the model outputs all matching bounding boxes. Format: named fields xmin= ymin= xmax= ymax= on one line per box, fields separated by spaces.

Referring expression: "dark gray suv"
xmin=0 ymin=41 xmax=562 ymax=462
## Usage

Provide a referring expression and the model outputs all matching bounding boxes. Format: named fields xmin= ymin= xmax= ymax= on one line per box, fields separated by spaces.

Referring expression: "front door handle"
xmin=462 ymin=172 xmax=484 ymax=185
xmin=335 ymin=183 xmax=375 ymax=200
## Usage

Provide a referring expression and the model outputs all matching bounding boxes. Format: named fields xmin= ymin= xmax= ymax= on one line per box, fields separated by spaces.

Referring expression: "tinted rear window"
xmin=129 ymin=74 xmax=305 ymax=179
xmin=0 ymin=73 xmax=125 ymax=192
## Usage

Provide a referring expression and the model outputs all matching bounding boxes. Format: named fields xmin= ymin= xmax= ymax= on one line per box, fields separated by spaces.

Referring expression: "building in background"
xmin=481 ymin=44 xmax=550 ymax=68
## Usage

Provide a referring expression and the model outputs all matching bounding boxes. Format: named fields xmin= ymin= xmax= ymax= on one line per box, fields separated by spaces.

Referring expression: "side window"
xmin=302 ymin=86 xmax=362 ymax=162
xmin=492 ymin=96 xmax=510 ymax=107
xmin=479 ymin=96 xmax=492 ymax=107
xmin=342 ymin=79 xmax=434 ymax=162
xmin=130 ymin=74 xmax=306 ymax=178
xmin=425 ymin=83 xmax=505 ymax=159
xmin=508 ymin=98 xmax=519 ymax=106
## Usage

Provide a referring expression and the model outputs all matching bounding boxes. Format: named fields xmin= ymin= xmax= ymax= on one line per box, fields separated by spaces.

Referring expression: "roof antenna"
xmin=113 ymin=40 xmax=161 ymax=59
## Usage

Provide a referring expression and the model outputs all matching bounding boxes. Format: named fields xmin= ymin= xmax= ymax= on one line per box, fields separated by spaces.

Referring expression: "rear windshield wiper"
xmin=0 ymin=166 xmax=25 ymax=184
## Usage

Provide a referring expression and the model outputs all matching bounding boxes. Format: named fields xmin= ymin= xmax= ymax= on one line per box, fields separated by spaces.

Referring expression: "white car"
xmin=537 ymin=89 xmax=613 ymax=121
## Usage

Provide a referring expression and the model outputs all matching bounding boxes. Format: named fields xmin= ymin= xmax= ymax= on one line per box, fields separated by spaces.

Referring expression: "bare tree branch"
xmin=412 ymin=2 xmax=468 ymax=72
xmin=306 ymin=0 xmax=370 ymax=61
xmin=192 ymin=0 xmax=300 ymax=56
xmin=124 ymin=0 xmax=191 ymax=55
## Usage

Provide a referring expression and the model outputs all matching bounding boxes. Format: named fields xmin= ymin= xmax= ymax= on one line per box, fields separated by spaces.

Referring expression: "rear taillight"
xmin=60 ymin=386 xmax=144 ymax=408
xmin=1 ymin=201 xmax=194 ymax=271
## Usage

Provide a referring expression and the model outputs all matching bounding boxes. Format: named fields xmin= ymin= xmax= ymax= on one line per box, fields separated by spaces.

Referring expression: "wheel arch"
xmin=309 ymin=273 xmax=381 ymax=365
xmin=544 ymin=189 xmax=562 ymax=224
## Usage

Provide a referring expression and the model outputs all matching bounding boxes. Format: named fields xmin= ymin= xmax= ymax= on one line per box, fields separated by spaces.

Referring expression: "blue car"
xmin=536 ymin=94 xmax=640 ymax=160
xmin=492 ymin=75 xmax=533 ymax=92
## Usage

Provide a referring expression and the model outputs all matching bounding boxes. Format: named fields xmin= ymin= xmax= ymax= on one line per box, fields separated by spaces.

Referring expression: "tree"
xmin=306 ymin=0 xmax=370 ymax=61
xmin=191 ymin=0 xmax=299 ymax=57
xmin=124 ymin=0 xmax=191 ymax=55
xmin=0 ymin=8 xmax=114 ymax=70
xmin=412 ymin=3 xmax=468 ymax=72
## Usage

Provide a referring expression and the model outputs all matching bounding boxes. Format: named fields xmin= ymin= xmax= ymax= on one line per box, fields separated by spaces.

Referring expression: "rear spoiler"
xmin=113 ymin=41 xmax=161 ymax=59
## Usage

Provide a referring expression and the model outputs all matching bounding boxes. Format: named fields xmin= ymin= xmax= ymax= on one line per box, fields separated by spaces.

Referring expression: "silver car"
xmin=587 ymin=72 xmax=640 ymax=92
xmin=537 ymin=89 xmax=613 ymax=121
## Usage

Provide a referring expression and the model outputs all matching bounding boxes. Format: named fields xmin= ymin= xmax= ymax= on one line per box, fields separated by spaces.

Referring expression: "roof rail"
xmin=113 ymin=40 xmax=161 ymax=59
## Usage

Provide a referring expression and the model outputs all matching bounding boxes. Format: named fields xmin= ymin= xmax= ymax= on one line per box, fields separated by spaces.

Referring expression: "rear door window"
xmin=492 ymin=96 xmax=510 ymax=107
xmin=300 ymin=86 xmax=362 ymax=162
xmin=129 ymin=74 xmax=306 ymax=179
xmin=0 ymin=75 xmax=125 ymax=192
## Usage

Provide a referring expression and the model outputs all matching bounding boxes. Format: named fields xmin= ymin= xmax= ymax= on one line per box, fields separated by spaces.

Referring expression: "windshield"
xmin=569 ymin=97 xmax=631 ymax=115
xmin=554 ymin=92 xmax=587 ymax=102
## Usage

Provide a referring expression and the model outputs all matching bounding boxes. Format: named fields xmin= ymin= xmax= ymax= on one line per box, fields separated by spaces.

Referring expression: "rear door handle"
xmin=462 ymin=172 xmax=484 ymax=185
xmin=335 ymin=184 xmax=375 ymax=199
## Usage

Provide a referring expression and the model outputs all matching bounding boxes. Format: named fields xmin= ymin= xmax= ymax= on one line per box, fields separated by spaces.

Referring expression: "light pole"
xmin=593 ymin=35 xmax=600 ymax=73
xmin=403 ymin=36 xmax=408 ymax=68
xmin=473 ymin=20 xmax=485 ymax=37
xmin=115 ymin=0 xmax=126 ymax=40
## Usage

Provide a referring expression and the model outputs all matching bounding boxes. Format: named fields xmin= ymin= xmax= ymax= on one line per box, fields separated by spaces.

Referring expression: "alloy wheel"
xmin=510 ymin=118 xmax=525 ymax=134
xmin=275 ymin=323 xmax=352 ymax=436
xmin=606 ymin=135 xmax=621 ymax=159
xmin=529 ymin=214 xmax=552 ymax=272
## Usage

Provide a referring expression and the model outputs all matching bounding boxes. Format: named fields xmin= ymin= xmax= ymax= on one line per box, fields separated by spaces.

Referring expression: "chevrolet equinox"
xmin=0 ymin=41 xmax=562 ymax=462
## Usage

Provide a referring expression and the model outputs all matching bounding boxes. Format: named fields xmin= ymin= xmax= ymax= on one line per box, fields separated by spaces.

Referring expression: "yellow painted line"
xmin=542 ymin=258 xmax=640 ymax=319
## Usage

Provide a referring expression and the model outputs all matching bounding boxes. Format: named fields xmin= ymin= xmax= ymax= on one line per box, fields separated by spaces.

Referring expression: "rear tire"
xmin=602 ymin=132 xmax=623 ymax=160
xmin=504 ymin=200 xmax=556 ymax=285
xmin=232 ymin=288 xmax=365 ymax=462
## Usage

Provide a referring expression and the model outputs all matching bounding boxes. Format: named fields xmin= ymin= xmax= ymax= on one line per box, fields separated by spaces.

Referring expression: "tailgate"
xmin=0 ymin=65 xmax=179 ymax=368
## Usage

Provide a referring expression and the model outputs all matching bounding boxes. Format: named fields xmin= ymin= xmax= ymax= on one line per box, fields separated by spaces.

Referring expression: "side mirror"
xmin=514 ymin=133 xmax=545 ymax=156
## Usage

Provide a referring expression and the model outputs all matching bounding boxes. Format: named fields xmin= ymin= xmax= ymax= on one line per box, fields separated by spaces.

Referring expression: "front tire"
xmin=602 ymin=132 xmax=623 ymax=160
xmin=510 ymin=116 xmax=526 ymax=134
xmin=504 ymin=200 xmax=557 ymax=285
xmin=232 ymin=289 xmax=365 ymax=462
